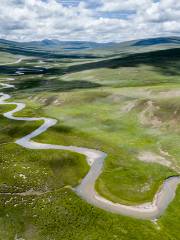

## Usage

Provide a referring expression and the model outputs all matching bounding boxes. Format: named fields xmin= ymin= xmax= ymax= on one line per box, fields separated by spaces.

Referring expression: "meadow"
xmin=0 ymin=47 xmax=180 ymax=239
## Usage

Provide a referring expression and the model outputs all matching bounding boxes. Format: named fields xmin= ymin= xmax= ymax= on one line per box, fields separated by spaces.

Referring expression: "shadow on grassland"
xmin=6 ymin=78 xmax=102 ymax=93
xmin=0 ymin=45 xmax=98 ymax=59
xmin=63 ymin=48 xmax=180 ymax=76
xmin=1 ymin=47 xmax=180 ymax=93
xmin=44 ymin=47 xmax=180 ymax=77
xmin=1 ymin=48 xmax=180 ymax=77
xmin=0 ymin=66 xmax=46 ymax=75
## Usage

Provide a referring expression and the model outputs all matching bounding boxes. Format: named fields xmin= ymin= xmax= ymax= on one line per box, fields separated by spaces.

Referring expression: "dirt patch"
xmin=156 ymin=90 xmax=180 ymax=99
xmin=139 ymin=100 xmax=162 ymax=127
xmin=121 ymin=100 xmax=138 ymax=113
xmin=138 ymin=151 xmax=172 ymax=168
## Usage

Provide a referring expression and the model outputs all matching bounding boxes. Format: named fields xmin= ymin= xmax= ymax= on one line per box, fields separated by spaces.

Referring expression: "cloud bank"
xmin=0 ymin=0 xmax=179 ymax=42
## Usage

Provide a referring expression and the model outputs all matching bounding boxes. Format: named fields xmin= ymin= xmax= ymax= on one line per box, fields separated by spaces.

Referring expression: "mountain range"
xmin=0 ymin=36 xmax=180 ymax=58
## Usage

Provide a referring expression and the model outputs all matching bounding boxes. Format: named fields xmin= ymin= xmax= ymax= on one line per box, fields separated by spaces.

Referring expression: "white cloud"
xmin=0 ymin=0 xmax=179 ymax=42
xmin=99 ymin=0 xmax=152 ymax=12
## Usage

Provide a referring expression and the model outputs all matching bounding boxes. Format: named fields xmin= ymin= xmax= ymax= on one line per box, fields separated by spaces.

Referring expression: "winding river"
xmin=0 ymin=59 xmax=180 ymax=220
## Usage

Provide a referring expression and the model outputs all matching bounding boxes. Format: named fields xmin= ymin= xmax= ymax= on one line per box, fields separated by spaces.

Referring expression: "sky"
xmin=0 ymin=0 xmax=180 ymax=42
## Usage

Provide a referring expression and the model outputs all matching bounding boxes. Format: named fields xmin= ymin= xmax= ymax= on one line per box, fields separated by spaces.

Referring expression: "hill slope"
xmin=0 ymin=37 xmax=180 ymax=59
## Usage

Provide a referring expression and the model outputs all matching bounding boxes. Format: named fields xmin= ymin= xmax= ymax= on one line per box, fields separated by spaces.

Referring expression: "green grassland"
xmin=0 ymin=52 xmax=19 ymax=64
xmin=0 ymin=48 xmax=180 ymax=239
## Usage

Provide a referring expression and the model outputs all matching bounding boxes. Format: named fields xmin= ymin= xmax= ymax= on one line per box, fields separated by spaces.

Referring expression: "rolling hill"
xmin=0 ymin=36 xmax=180 ymax=59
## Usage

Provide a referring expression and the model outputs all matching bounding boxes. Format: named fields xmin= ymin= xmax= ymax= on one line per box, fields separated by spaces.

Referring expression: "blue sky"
xmin=0 ymin=0 xmax=180 ymax=42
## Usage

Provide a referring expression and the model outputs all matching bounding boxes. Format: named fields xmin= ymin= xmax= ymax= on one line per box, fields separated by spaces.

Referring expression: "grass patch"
xmin=0 ymin=47 xmax=180 ymax=239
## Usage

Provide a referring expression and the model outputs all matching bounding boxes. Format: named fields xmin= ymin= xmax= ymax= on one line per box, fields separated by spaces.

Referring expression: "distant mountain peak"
xmin=41 ymin=39 xmax=60 ymax=45
xmin=133 ymin=37 xmax=180 ymax=46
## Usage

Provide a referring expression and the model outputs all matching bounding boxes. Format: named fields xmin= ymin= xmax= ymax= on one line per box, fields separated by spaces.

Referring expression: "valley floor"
xmin=0 ymin=49 xmax=180 ymax=239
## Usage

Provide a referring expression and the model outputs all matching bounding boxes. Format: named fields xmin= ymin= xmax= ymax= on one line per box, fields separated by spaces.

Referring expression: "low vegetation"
xmin=0 ymin=47 xmax=180 ymax=239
